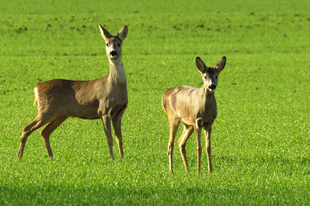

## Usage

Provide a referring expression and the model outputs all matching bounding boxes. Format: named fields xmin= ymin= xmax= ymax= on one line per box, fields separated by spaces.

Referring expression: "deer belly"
xmin=68 ymin=103 xmax=100 ymax=119
xmin=177 ymin=112 xmax=195 ymax=126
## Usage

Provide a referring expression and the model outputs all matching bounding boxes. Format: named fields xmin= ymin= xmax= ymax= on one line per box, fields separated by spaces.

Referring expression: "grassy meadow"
xmin=1 ymin=0 xmax=310 ymax=205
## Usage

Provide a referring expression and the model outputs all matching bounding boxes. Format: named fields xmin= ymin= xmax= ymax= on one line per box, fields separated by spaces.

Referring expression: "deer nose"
xmin=208 ymin=84 xmax=216 ymax=90
xmin=110 ymin=51 xmax=117 ymax=57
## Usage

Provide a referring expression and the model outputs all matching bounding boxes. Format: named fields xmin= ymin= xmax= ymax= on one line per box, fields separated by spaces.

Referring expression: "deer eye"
xmin=215 ymin=76 xmax=218 ymax=79
xmin=106 ymin=44 xmax=109 ymax=47
xmin=204 ymin=76 xmax=208 ymax=79
xmin=117 ymin=43 xmax=121 ymax=47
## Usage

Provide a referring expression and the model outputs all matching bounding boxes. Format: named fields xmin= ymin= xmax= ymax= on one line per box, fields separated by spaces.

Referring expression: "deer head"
xmin=99 ymin=25 xmax=128 ymax=60
xmin=196 ymin=56 xmax=226 ymax=92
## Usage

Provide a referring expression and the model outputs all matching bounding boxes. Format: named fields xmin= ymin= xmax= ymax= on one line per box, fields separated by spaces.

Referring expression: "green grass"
xmin=1 ymin=0 xmax=310 ymax=205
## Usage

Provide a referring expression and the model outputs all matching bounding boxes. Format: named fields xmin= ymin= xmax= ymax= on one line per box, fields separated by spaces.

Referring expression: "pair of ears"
xmin=99 ymin=25 xmax=128 ymax=42
xmin=196 ymin=56 xmax=226 ymax=74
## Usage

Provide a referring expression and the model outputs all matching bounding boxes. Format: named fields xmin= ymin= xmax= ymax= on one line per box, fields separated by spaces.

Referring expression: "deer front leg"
xmin=204 ymin=127 xmax=212 ymax=173
xmin=112 ymin=105 xmax=127 ymax=158
xmin=101 ymin=115 xmax=113 ymax=161
xmin=194 ymin=125 xmax=202 ymax=173
xmin=178 ymin=124 xmax=194 ymax=172
xmin=167 ymin=117 xmax=180 ymax=173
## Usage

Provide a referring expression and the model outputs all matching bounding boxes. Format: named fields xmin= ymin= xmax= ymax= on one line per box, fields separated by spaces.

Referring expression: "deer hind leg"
xmin=204 ymin=126 xmax=213 ymax=173
xmin=101 ymin=115 xmax=113 ymax=161
xmin=17 ymin=116 xmax=46 ymax=159
xmin=178 ymin=124 xmax=194 ymax=172
xmin=112 ymin=105 xmax=127 ymax=158
xmin=167 ymin=117 xmax=180 ymax=173
xmin=40 ymin=115 xmax=68 ymax=159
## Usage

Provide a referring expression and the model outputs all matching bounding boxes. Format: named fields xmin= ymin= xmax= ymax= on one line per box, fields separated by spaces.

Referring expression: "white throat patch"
xmin=115 ymin=65 xmax=127 ymax=84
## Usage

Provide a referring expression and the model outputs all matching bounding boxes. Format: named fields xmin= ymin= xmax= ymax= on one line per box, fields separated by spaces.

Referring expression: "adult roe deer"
xmin=17 ymin=25 xmax=128 ymax=161
xmin=162 ymin=56 xmax=226 ymax=173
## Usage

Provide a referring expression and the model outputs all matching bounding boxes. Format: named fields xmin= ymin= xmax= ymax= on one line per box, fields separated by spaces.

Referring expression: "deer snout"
xmin=208 ymin=84 xmax=216 ymax=90
xmin=110 ymin=51 xmax=117 ymax=57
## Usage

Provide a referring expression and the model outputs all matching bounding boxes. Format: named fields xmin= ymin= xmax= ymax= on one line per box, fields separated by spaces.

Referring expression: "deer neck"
xmin=200 ymin=87 xmax=215 ymax=106
xmin=108 ymin=57 xmax=126 ymax=85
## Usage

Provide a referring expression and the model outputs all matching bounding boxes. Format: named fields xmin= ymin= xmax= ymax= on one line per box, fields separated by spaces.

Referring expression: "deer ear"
xmin=98 ymin=25 xmax=112 ymax=42
xmin=118 ymin=25 xmax=128 ymax=41
xmin=215 ymin=56 xmax=226 ymax=72
xmin=196 ymin=57 xmax=206 ymax=73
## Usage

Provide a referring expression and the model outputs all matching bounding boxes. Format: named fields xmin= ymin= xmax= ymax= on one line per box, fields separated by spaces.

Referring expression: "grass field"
xmin=1 ymin=0 xmax=310 ymax=205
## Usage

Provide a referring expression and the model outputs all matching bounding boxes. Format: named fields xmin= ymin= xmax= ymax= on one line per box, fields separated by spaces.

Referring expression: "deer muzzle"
xmin=110 ymin=51 xmax=117 ymax=58
xmin=208 ymin=84 xmax=216 ymax=91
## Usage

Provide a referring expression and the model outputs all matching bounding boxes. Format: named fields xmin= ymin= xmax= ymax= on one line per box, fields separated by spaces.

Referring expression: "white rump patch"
xmin=34 ymin=87 xmax=39 ymax=106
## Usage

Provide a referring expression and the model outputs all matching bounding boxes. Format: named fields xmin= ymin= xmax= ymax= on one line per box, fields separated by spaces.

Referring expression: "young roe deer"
xmin=17 ymin=25 xmax=128 ymax=161
xmin=162 ymin=56 xmax=226 ymax=173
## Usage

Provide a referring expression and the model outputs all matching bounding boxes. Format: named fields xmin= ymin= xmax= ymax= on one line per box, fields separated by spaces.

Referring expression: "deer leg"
xmin=178 ymin=125 xmax=194 ymax=172
xmin=101 ymin=115 xmax=113 ymax=161
xmin=167 ymin=117 xmax=180 ymax=173
xmin=17 ymin=117 xmax=46 ymax=159
xmin=194 ymin=126 xmax=202 ymax=173
xmin=204 ymin=126 xmax=213 ymax=173
xmin=40 ymin=116 xmax=68 ymax=159
xmin=112 ymin=105 xmax=127 ymax=158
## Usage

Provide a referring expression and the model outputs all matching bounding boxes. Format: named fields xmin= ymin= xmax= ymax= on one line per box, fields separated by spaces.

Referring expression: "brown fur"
xmin=162 ymin=56 xmax=226 ymax=173
xmin=17 ymin=25 xmax=128 ymax=160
